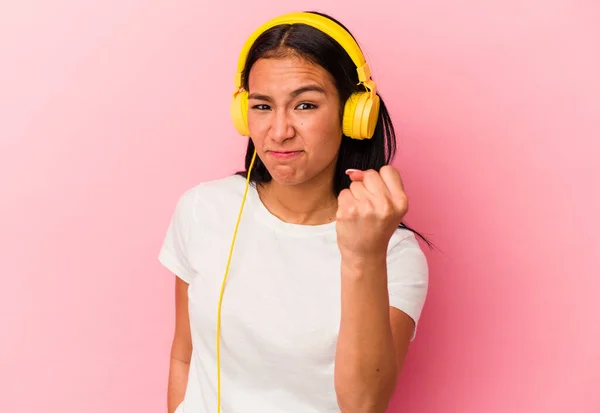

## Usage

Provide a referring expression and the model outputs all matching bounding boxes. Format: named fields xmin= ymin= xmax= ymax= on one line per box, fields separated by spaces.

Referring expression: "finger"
xmin=379 ymin=165 xmax=407 ymax=206
xmin=337 ymin=188 xmax=353 ymax=207
xmin=349 ymin=180 xmax=370 ymax=201
xmin=347 ymin=169 xmax=389 ymax=199
xmin=361 ymin=169 xmax=392 ymax=198
xmin=346 ymin=169 xmax=371 ymax=200
xmin=345 ymin=169 xmax=364 ymax=181
xmin=336 ymin=188 xmax=358 ymax=219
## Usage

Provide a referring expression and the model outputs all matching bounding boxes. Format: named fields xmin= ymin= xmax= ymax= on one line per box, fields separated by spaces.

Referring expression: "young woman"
xmin=159 ymin=11 xmax=429 ymax=413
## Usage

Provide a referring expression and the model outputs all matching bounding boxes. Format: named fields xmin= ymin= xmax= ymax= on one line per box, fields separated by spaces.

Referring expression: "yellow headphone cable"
xmin=215 ymin=149 xmax=257 ymax=412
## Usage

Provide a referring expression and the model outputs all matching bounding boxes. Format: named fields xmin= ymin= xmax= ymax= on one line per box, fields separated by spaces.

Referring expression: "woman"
xmin=159 ymin=11 xmax=429 ymax=413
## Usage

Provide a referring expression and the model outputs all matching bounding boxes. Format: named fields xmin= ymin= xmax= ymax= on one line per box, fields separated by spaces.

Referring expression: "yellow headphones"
xmin=230 ymin=11 xmax=381 ymax=140
xmin=215 ymin=12 xmax=380 ymax=413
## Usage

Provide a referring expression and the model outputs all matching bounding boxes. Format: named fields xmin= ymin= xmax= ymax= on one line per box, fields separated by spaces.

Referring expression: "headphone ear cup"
xmin=342 ymin=93 xmax=361 ymax=139
xmin=342 ymin=92 xmax=380 ymax=140
xmin=360 ymin=93 xmax=380 ymax=139
xmin=230 ymin=90 xmax=250 ymax=136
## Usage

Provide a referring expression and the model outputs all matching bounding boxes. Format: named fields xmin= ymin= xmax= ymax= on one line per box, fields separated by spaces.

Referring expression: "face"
xmin=246 ymin=55 xmax=343 ymax=187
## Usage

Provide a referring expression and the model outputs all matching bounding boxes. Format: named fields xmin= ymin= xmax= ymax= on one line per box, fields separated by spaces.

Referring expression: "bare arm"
xmin=334 ymin=253 xmax=414 ymax=413
xmin=167 ymin=276 xmax=193 ymax=413
xmin=333 ymin=166 xmax=418 ymax=412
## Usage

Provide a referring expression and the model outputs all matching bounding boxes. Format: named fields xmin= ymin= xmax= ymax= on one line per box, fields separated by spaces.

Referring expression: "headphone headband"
xmin=233 ymin=12 xmax=374 ymax=92
xmin=230 ymin=11 xmax=380 ymax=140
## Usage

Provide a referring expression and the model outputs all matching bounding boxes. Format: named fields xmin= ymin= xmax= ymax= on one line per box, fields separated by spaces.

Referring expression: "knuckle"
xmin=347 ymin=205 xmax=358 ymax=217
xmin=338 ymin=189 xmax=351 ymax=201
xmin=379 ymin=201 xmax=393 ymax=217
xmin=360 ymin=200 xmax=375 ymax=216
xmin=399 ymin=195 xmax=409 ymax=210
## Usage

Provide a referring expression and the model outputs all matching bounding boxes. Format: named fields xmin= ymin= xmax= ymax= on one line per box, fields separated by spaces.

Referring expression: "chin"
xmin=266 ymin=167 xmax=307 ymax=186
xmin=269 ymin=174 xmax=305 ymax=186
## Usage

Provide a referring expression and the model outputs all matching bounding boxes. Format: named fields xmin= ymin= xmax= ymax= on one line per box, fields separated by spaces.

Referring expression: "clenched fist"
xmin=335 ymin=165 xmax=409 ymax=258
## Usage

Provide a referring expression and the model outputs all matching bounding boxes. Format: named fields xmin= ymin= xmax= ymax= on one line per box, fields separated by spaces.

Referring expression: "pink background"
xmin=1 ymin=1 xmax=599 ymax=412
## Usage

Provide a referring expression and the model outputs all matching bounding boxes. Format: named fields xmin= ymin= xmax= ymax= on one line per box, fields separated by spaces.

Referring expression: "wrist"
xmin=340 ymin=250 xmax=387 ymax=276
xmin=340 ymin=249 xmax=387 ymax=264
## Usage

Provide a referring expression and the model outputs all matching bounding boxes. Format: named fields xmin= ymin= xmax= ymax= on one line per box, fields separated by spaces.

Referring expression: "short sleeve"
xmin=158 ymin=189 xmax=197 ymax=283
xmin=387 ymin=230 xmax=429 ymax=340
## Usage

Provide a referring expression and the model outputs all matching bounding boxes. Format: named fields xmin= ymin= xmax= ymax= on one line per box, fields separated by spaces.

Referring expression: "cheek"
xmin=322 ymin=134 xmax=342 ymax=156
xmin=302 ymin=109 xmax=341 ymax=135
xmin=298 ymin=120 xmax=342 ymax=156
xmin=309 ymin=113 xmax=342 ymax=149
xmin=247 ymin=114 xmax=268 ymax=139
xmin=304 ymin=127 xmax=342 ymax=160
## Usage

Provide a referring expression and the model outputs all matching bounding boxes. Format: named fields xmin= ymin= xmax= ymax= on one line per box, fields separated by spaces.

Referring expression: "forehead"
xmin=247 ymin=55 xmax=335 ymax=91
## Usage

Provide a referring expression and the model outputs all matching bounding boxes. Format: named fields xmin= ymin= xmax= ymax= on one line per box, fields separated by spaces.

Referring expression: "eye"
xmin=296 ymin=102 xmax=317 ymax=110
xmin=251 ymin=104 xmax=271 ymax=111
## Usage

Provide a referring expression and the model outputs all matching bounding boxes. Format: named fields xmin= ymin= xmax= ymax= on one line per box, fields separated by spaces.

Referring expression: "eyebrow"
xmin=248 ymin=85 xmax=327 ymax=102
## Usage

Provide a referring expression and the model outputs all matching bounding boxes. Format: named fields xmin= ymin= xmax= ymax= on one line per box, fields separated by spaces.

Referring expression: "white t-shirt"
xmin=158 ymin=174 xmax=428 ymax=413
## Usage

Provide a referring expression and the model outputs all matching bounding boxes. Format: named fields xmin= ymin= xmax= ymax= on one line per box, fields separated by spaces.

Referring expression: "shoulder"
xmin=386 ymin=227 xmax=429 ymax=283
xmin=182 ymin=174 xmax=248 ymax=201
xmin=388 ymin=227 xmax=428 ymax=259
xmin=386 ymin=227 xmax=430 ymax=338
xmin=174 ymin=174 xmax=249 ymax=220
xmin=159 ymin=174 xmax=252 ymax=283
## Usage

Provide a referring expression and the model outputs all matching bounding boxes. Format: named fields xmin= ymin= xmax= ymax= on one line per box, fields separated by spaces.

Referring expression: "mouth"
xmin=267 ymin=150 xmax=303 ymax=159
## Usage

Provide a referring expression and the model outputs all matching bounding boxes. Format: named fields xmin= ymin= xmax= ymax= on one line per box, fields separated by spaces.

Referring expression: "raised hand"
xmin=335 ymin=165 xmax=409 ymax=258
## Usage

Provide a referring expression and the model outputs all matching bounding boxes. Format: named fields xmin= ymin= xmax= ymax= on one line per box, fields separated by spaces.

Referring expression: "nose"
xmin=268 ymin=108 xmax=295 ymax=143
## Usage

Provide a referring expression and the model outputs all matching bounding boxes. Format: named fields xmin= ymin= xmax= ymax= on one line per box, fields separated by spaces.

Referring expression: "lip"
xmin=268 ymin=150 xmax=303 ymax=159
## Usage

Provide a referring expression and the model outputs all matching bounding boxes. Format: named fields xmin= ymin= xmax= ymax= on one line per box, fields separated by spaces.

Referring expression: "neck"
xmin=257 ymin=173 xmax=338 ymax=226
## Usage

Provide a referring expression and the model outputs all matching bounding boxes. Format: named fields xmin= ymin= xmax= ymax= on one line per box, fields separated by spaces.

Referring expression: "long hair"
xmin=234 ymin=11 xmax=432 ymax=247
